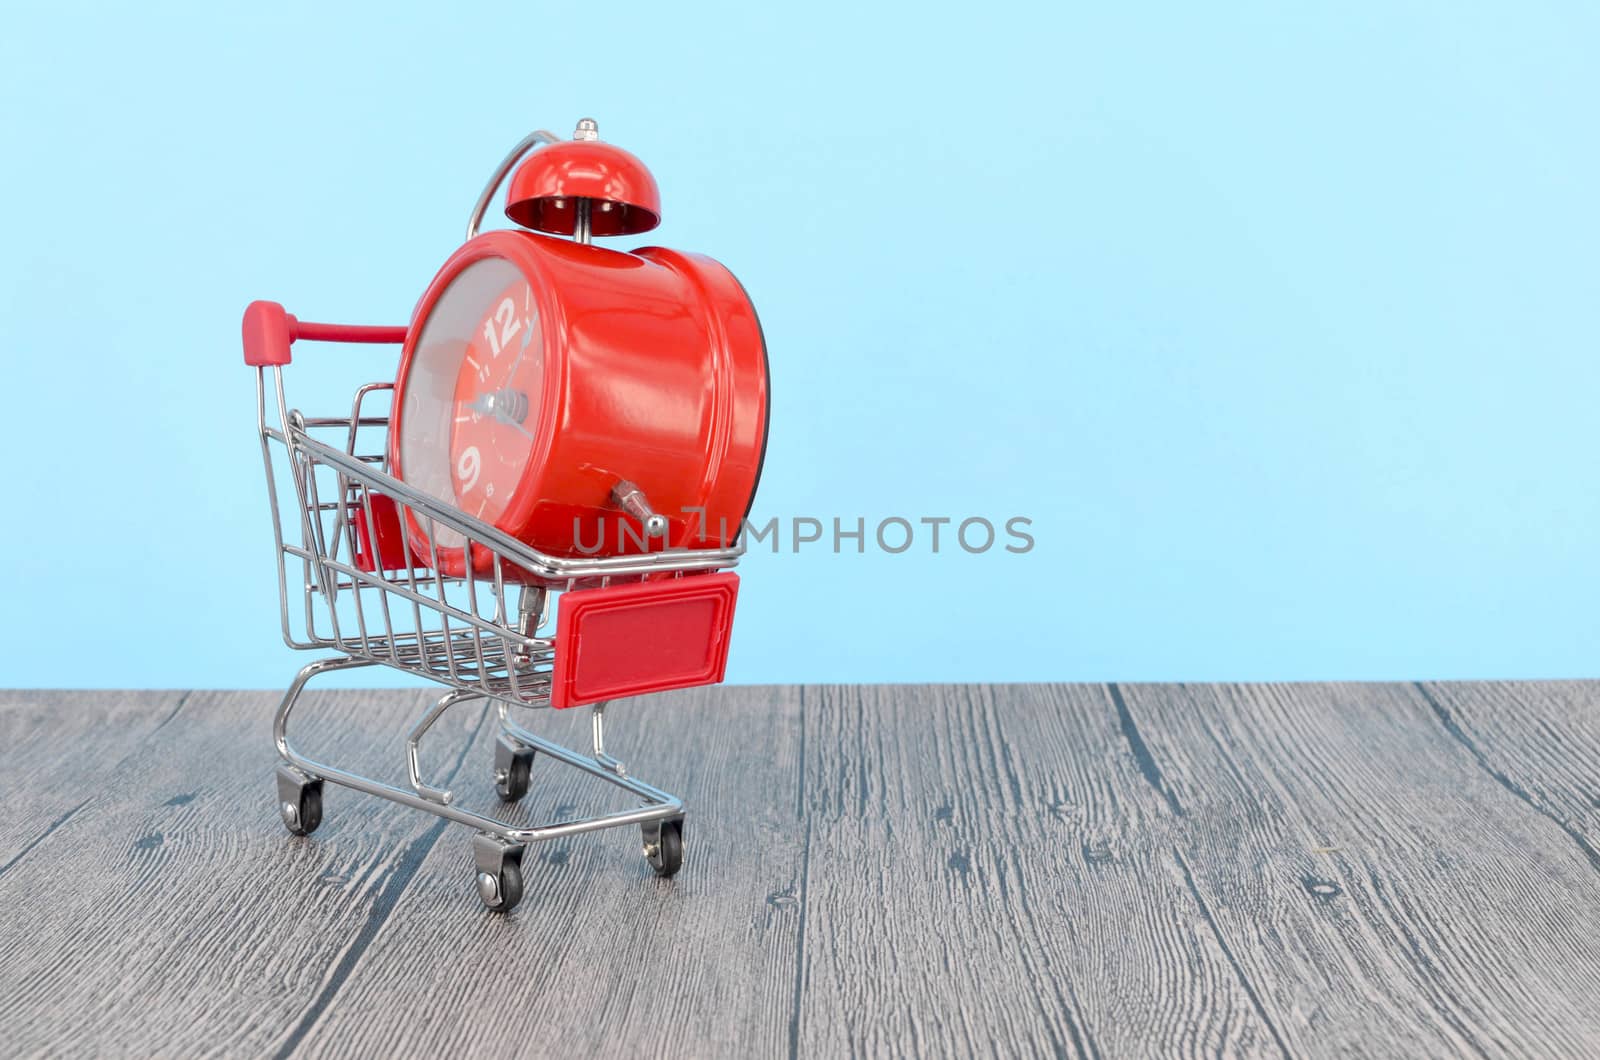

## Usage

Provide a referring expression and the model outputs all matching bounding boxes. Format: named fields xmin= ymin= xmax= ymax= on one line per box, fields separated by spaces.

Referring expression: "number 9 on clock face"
xmin=395 ymin=258 xmax=545 ymax=545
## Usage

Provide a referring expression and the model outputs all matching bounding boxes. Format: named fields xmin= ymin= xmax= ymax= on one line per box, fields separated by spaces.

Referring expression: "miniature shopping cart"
xmin=242 ymin=125 xmax=765 ymax=913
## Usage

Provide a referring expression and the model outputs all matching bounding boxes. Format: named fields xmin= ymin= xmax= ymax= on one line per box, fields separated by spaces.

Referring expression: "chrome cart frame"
xmin=254 ymin=348 xmax=741 ymax=912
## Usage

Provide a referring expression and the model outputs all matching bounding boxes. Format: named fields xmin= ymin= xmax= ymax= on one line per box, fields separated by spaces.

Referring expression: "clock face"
xmin=397 ymin=256 xmax=543 ymax=546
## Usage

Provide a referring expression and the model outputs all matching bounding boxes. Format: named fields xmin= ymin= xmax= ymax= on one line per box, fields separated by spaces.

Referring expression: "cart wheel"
xmin=642 ymin=816 xmax=685 ymax=878
xmin=275 ymin=765 xmax=323 ymax=837
xmin=476 ymin=856 xmax=524 ymax=913
xmin=493 ymin=735 xmax=535 ymax=803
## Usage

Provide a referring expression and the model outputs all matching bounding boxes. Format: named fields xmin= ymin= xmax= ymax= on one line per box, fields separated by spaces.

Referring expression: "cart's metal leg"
xmin=272 ymin=656 xmax=374 ymax=837
xmin=405 ymin=689 xmax=481 ymax=805
xmin=273 ymin=655 xmax=378 ymax=761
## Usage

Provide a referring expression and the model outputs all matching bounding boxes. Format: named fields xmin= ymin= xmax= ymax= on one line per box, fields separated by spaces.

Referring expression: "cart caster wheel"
xmin=642 ymin=816 xmax=685 ymax=878
xmin=476 ymin=860 xmax=524 ymax=913
xmin=472 ymin=833 xmax=525 ymax=914
xmin=493 ymin=734 xmax=535 ymax=803
xmin=275 ymin=764 xmax=322 ymax=837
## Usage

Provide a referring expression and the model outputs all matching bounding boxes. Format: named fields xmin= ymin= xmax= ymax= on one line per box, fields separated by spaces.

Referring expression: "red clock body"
xmin=388 ymin=228 xmax=768 ymax=583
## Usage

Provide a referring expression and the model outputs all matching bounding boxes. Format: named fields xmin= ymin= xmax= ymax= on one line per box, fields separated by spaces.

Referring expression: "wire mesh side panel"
xmin=258 ymin=366 xmax=746 ymax=709
xmin=264 ymin=381 xmax=556 ymax=707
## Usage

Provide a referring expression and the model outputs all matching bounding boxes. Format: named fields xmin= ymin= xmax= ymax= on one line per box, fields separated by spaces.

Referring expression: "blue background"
xmin=0 ymin=2 xmax=1594 ymax=687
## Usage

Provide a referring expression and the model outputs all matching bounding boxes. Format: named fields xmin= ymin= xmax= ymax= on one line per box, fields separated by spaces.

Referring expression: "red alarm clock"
xmin=389 ymin=119 xmax=769 ymax=582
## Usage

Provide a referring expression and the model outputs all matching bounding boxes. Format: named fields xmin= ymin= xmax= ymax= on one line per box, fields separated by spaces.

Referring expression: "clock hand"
xmin=504 ymin=313 xmax=536 ymax=377
xmin=466 ymin=391 xmax=535 ymax=440
xmin=497 ymin=417 xmax=535 ymax=441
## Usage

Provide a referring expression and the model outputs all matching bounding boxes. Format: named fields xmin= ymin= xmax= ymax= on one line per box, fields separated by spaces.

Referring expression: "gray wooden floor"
xmin=1 ymin=683 xmax=1598 ymax=1057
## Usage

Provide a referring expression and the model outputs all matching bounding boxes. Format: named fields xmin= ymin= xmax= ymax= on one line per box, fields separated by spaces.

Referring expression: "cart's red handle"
xmin=242 ymin=300 xmax=408 ymax=367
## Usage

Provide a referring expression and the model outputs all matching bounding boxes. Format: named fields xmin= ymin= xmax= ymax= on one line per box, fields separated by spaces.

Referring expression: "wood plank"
xmin=0 ymin=690 xmax=185 ymax=873
xmin=277 ymin=684 xmax=806 ymax=1058
xmin=1120 ymin=682 xmax=1600 ymax=1058
xmin=1418 ymin=681 xmax=1600 ymax=862
xmin=5 ymin=682 xmax=1599 ymax=1058
xmin=794 ymin=684 xmax=1283 ymax=1058
xmin=0 ymin=687 xmax=487 ymax=1057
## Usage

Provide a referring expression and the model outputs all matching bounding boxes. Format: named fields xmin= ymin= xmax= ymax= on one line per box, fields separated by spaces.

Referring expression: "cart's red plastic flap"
xmin=550 ymin=573 xmax=739 ymax=709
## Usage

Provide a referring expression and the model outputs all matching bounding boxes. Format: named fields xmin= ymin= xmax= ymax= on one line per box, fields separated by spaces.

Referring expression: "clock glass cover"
xmin=396 ymin=256 xmax=542 ymax=547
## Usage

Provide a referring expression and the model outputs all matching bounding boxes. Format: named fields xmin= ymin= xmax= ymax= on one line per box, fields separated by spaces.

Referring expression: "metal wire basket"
xmin=249 ymin=321 xmax=744 ymax=912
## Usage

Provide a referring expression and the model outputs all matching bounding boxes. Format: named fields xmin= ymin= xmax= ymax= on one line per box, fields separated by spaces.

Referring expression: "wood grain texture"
xmin=0 ymin=688 xmax=487 ymax=1058
xmin=279 ymin=684 xmax=805 ymax=1059
xmin=1418 ymin=681 xmax=1600 ymax=867
xmin=0 ymin=682 xmax=1597 ymax=1059
xmin=794 ymin=684 xmax=1281 ymax=1058
xmin=0 ymin=690 xmax=185 ymax=872
xmin=1119 ymin=682 xmax=1600 ymax=1058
